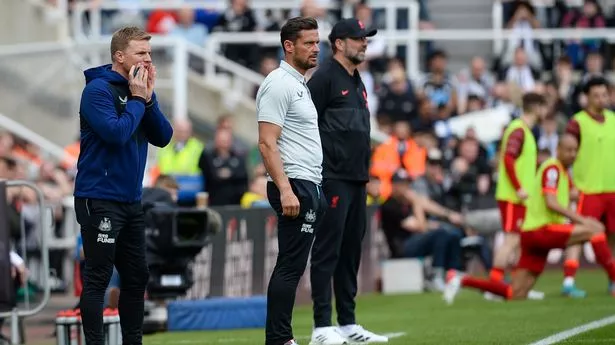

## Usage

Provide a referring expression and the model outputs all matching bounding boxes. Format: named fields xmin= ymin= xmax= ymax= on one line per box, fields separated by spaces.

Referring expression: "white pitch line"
xmin=527 ymin=315 xmax=615 ymax=345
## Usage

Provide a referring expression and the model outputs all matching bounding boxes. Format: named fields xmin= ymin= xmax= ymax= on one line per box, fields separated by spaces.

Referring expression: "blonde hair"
xmin=110 ymin=26 xmax=151 ymax=62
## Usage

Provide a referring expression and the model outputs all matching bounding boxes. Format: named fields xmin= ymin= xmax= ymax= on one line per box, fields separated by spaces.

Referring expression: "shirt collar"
xmin=280 ymin=60 xmax=306 ymax=84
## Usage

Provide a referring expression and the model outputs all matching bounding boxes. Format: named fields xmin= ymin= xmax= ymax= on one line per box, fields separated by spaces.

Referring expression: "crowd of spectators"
xmin=15 ymin=0 xmax=615 ymax=289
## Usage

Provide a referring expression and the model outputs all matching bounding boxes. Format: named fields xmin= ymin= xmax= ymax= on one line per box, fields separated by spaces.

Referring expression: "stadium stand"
xmin=3 ymin=0 xmax=615 ymax=343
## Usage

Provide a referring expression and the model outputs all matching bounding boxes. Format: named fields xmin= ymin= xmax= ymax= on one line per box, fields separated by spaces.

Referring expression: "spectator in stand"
xmin=411 ymin=98 xmax=436 ymax=134
xmin=501 ymin=1 xmax=542 ymax=70
xmin=454 ymin=138 xmax=492 ymax=198
xmin=240 ymin=174 xmax=269 ymax=208
xmin=376 ymin=66 xmax=419 ymax=127
xmin=572 ymin=51 xmax=604 ymax=112
xmin=419 ymin=50 xmax=457 ymax=119
xmin=370 ymin=121 xmax=426 ymax=200
xmin=456 ymin=56 xmax=495 ymax=114
xmin=547 ymin=56 xmax=575 ymax=117
xmin=355 ymin=3 xmax=386 ymax=67
xmin=380 ymin=169 xmax=463 ymax=291
xmin=561 ymin=0 xmax=606 ymax=69
xmin=169 ymin=6 xmax=208 ymax=47
xmin=212 ymin=114 xmax=249 ymax=156
xmin=537 ymin=115 xmax=559 ymax=157
xmin=199 ymin=128 xmax=248 ymax=206
xmin=213 ymin=0 xmax=258 ymax=69
xmin=505 ymin=47 xmax=538 ymax=93
xmin=150 ymin=118 xmax=204 ymax=205
xmin=358 ymin=60 xmax=379 ymax=118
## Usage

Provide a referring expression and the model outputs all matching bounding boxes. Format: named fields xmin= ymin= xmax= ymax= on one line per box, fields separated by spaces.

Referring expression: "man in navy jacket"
xmin=73 ymin=26 xmax=173 ymax=345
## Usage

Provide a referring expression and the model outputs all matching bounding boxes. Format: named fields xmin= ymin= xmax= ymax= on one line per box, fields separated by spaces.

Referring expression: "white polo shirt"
xmin=256 ymin=60 xmax=323 ymax=184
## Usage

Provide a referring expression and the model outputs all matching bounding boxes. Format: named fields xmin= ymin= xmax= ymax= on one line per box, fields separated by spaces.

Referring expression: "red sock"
xmin=590 ymin=233 xmax=615 ymax=281
xmin=563 ymin=259 xmax=579 ymax=278
xmin=489 ymin=267 xmax=505 ymax=282
xmin=461 ymin=276 xmax=512 ymax=299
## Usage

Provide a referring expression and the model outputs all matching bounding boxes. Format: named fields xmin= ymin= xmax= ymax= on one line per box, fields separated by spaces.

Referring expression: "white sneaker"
xmin=337 ymin=324 xmax=388 ymax=343
xmin=284 ymin=340 xmax=299 ymax=345
xmin=527 ymin=289 xmax=545 ymax=300
xmin=309 ymin=327 xmax=348 ymax=345
xmin=443 ymin=270 xmax=463 ymax=305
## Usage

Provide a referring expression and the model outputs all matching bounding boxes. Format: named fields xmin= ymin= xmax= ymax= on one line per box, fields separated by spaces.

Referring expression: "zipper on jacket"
xmin=134 ymin=135 xmax=140 ymax=200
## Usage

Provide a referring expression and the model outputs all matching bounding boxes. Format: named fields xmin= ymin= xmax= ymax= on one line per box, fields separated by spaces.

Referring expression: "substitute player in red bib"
xmin=444 ymin=134 xmax=615 ymax=302
xmin=560 ymin=76 xmax=615 ymax=296
xmin=490 ymin=93 xmax=546 ymax=300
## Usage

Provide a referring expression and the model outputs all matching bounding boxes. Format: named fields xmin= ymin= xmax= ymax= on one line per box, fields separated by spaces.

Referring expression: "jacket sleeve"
xmin=80 ymin=81 xmax=146 ymax=145
xmin=307 ymin=69 xmax=330 ymax=117
xmin=142 ymin=92 xmax=174 ymax=148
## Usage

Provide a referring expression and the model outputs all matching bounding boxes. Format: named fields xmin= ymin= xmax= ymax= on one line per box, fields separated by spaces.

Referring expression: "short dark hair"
xmin=522 ymin=92 xmax=546 ymax=112
xmin=280 ymin=17 xmax=318 ymax=53
xmin=583 ymin=76 xmax=610 ymax=95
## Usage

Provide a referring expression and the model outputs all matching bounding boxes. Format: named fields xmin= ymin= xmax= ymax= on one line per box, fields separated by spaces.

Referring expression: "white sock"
xmin=563 ymin=277 xmax=575 ymax=287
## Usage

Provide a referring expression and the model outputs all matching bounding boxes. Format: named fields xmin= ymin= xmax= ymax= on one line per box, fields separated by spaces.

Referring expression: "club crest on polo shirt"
xmin=98 ymin=217 xmax=112 ymax=232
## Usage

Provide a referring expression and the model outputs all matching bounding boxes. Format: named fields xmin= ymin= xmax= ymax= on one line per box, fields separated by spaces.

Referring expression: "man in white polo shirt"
xmin=256 ymin=17 xmax=328 ymax=345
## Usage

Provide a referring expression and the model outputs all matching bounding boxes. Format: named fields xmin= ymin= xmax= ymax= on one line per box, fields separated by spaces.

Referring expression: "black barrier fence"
xmin=183 ymin=206 xmax=390 ymax=303
xmin=0 ymin=180 xmax=15 ymax=312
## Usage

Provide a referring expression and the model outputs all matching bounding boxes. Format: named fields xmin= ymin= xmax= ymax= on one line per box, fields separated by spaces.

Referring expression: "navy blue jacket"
xmin=74 ymin=64 xmax=173 ymax=203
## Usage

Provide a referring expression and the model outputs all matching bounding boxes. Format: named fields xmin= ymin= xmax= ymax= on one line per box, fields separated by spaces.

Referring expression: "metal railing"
xmin=0 ymin=180 xmax=50 ymax=345
xmin=70 ymin=0 xmax=420 ymax=75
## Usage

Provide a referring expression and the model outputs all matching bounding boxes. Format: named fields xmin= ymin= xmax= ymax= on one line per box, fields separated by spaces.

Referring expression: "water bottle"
xmin=110 ymin=309 xmax=121 ymax=345
xmin=55 ymin=310 xmax=67 ymax=345
xmin=102 ymin=309 xmax=111 ymax=345
xmin=65 ymin=311 xmax=79 ymax=345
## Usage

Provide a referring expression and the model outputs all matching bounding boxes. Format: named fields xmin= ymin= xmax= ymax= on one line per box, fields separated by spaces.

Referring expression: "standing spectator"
xmin=73 ymin=27 xmax=173 ymax=345
xmin=560 ymin=0 xmax=606 ymax=69
xmin=213 ymin=0 xmax=258 ymax=69
xmin=199 ymin=128 xmax=248 ymax=206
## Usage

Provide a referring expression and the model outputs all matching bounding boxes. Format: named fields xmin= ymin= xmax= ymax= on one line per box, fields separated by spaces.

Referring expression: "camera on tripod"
xmin=144 ymin=204 xmax=222 ymax=300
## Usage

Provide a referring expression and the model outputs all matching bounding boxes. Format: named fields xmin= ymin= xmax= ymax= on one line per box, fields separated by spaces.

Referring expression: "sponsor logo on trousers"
xmin=97 ymin=233 xmax=115 ymax=244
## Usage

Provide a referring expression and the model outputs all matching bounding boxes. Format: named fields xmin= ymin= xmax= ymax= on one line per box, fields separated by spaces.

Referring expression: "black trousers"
xmin=311 ymin=179 xmax=367 ymax=327
xmin=74 ymin=198 xmax=149 ymax=345
xmin=265 ymin=179 xmax=326 ymax=345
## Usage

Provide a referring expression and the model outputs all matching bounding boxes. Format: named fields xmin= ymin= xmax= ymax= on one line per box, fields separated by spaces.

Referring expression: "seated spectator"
xmin=366 ymin=175 xmax=383 ymax=205
xmin=380 ymin=170 xmax=463 ymax=291
xmin=376 ymin=66 xmax=419 ymax=126
xmin=456 ymin=56 xmax=495 ymax=114
xmin=370 ymin=121 xmax=427 ymax=200
xmin=169 ymin=6 xmax=208 ymax=47
xmin=240 ymin=175 xmax=269 ymax=208
xmin=505 ymin=47 xmax=538 ymax=93
xmin=546 ymin=56 xmax=575 ymax=117
xmin=419 ymin=50 xmax=457 ymax=119
xmin=572 ymin=51 xmax=604 ymax=112
xmin=466 ymin=94 xmax=487 ymax=113
xmin=537 ymin=115 xmax=559 ymax=157
xmin=560 ymin=0 xmax=606 ymax=69
xmin=411 ymin=98 xmax=437 ymax=134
